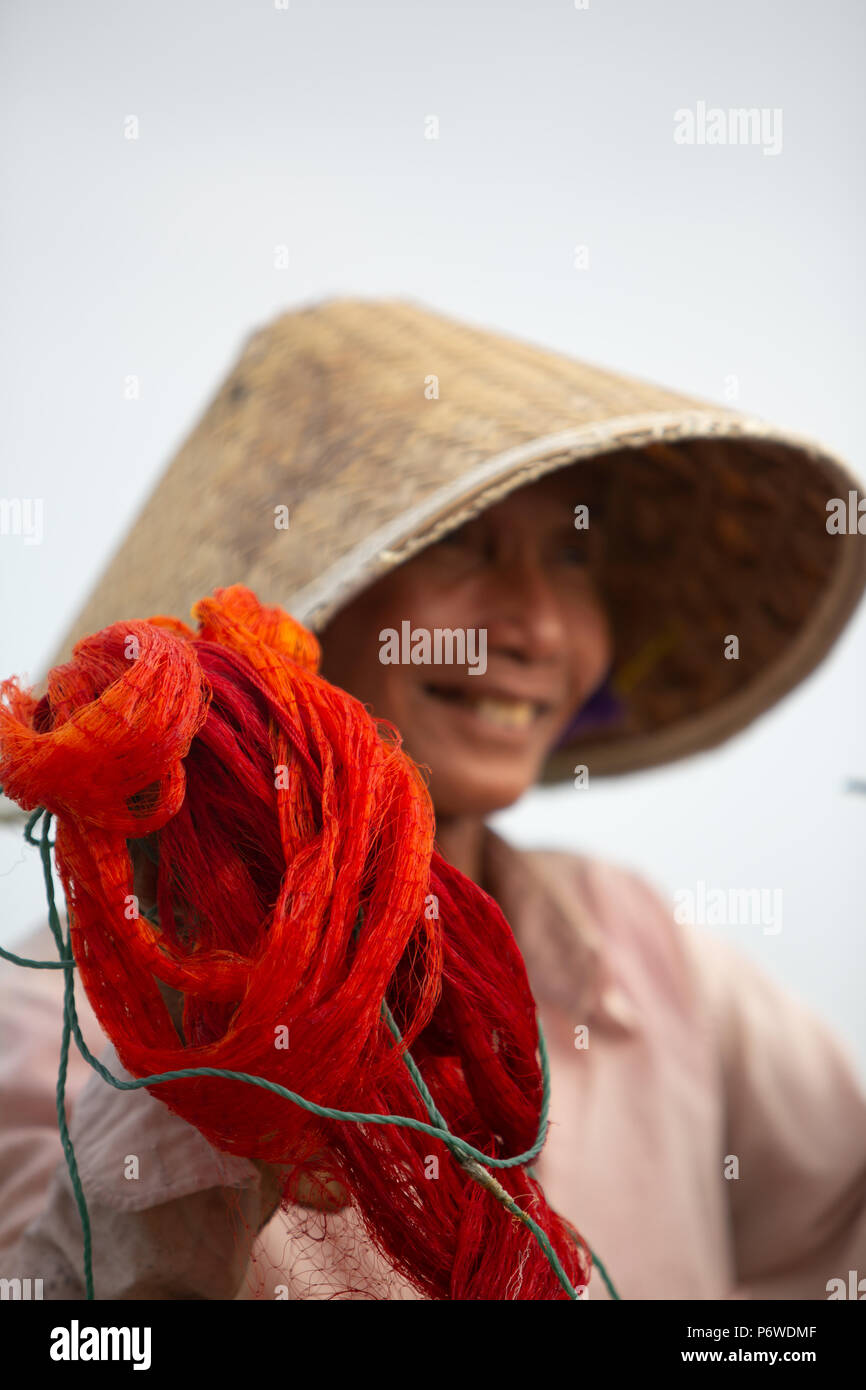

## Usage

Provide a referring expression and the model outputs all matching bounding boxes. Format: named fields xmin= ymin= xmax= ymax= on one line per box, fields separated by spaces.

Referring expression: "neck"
xmin=433 ymin=813 xmax=487 ymax=888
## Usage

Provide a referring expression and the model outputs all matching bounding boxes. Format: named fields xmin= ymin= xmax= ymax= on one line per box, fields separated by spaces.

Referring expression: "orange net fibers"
xmin=0 ymin=584 xmax=593 ymax=1299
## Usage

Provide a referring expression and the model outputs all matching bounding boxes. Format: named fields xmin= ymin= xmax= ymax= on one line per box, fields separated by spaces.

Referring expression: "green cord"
xmin=1 ymin=803 xmax=620 ymax=1302
xmin=378 ymin=997 xmax=588 ymax=1299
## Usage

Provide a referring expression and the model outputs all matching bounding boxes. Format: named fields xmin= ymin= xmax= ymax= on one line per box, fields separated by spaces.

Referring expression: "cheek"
xmin=367 ymin=662 xmax=417 ymax=723
xmin=568 ymin=597 xmax=614 ymax=688
xmin=320 ymin=611 xmax=420 ymax=722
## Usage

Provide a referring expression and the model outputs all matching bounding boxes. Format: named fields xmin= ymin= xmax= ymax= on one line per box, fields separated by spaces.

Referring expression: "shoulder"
xmin=516 ymin=842 xmax=702 ymax=1020
xmin=522 ymin=843 xmax=673 ymax=925
xmin=519 ymin=842 xmax=865 ymax=1099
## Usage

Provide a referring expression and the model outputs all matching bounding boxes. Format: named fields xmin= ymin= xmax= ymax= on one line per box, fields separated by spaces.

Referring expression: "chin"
xmin=429 ymin=765 xmax=537 ymax=819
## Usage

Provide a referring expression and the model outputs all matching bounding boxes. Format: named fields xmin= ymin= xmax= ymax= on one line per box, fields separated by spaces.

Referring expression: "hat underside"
xmin=306 ymin=430 xmax=866 ymax=781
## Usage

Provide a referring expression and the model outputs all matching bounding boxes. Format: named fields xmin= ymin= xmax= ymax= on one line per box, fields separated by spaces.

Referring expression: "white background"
xmin=1 ymin=0 xmax=864 ymax=1077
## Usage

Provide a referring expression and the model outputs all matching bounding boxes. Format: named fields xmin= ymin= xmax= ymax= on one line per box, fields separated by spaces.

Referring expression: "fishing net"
xmin=0 ymin=584 xmax=615 ymax=1300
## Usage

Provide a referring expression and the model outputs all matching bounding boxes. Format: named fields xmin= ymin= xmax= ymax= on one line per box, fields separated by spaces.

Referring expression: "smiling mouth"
xmin=421 ymin=683 xmax=553 ymax=729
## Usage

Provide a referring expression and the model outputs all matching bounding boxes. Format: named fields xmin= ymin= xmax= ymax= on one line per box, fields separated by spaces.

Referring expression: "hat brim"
xmin=34 ymin=298 xmax=866 ymax=786
xmin=295 ymin=417 xmax=866 ymax=782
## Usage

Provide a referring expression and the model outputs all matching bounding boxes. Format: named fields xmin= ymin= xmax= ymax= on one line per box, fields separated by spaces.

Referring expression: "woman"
xmin=1 ymin=297 xmax=865 ymax=1299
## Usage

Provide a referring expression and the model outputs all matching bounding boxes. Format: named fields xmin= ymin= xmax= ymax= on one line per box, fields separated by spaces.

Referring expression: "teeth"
xmin=424 ymin=685 xmax=541 ymax=727
xmin=473 ymin=697 xmax=536 ymax=727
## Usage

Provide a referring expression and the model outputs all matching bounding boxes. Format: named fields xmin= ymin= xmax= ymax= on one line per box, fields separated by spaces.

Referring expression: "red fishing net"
xmin=0 ymin=584 xmax=593 ymax=1299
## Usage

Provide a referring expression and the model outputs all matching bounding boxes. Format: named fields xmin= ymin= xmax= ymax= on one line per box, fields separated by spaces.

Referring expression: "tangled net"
xmin=0 ymin=584 xmax=602 ymax=1300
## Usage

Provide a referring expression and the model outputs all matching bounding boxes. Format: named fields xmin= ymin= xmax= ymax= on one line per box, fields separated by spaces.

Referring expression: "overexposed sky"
xmin=1 ymin=0 xmax=864 ymax=1076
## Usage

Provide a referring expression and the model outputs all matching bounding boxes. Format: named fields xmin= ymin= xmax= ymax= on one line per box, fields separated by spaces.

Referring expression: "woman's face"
xmin=318 ymin=469 xmax=613 ymax=816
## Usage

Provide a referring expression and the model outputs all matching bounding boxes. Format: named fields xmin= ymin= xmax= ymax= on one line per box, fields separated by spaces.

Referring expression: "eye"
xmin=432 ymin=524 xmax=489 ymax=562
xmin=556 ymin=540 xmax=590 ymax=566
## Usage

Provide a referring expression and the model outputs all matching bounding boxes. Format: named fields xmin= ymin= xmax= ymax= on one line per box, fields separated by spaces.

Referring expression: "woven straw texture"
xmin=40 ymin=296 xmax=866 ymax=782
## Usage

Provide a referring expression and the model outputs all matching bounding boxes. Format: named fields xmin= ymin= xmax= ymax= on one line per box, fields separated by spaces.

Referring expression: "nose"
xmin=484 ymin=545 xmax=568 ymax=662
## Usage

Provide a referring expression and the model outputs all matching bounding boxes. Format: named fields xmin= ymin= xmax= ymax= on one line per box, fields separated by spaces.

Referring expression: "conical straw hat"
xmin=37 ymin=295 xmax=866 ymax=784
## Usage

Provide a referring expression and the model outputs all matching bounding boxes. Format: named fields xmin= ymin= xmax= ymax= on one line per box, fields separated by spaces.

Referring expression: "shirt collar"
xmin=480 ymin=824 xmax=639 ymax=1035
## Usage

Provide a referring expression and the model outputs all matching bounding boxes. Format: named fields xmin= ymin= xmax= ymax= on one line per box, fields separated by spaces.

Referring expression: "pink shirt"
xmin=1 ymin=827 xmax=864 ymax=1300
